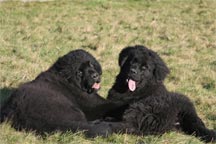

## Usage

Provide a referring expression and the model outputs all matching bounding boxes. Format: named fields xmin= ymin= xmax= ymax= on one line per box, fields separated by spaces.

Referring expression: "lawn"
xmin=0 ymin=0 xmax=216 ymax=143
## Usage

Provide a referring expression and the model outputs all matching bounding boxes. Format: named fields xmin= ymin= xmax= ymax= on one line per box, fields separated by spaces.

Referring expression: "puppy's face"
xmin=76 ymin=61 xmax=101 ymax=94
xmin=118 ymin=46 xmax=169 ymax=92
xmin=50 ymin=50 xmax=103 ymax=94
xmin=120 ymin=51 xmax=154 ymax=91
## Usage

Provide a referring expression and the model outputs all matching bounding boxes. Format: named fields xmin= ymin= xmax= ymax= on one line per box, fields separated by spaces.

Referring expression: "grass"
xmin=0 ymin=0 xmax=216 ymax=143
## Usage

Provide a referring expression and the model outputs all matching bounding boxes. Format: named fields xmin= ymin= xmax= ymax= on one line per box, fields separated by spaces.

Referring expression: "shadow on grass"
xmin=0 ymin=87 xmax=15 ymax=109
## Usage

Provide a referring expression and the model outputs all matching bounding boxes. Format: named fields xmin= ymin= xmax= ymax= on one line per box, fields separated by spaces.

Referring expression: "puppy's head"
xmin=50 ymin=49 xmax=102 ymax=94
xmin=76 ymin=61 xmax=101 ymax=93
xmin=118 ymin=45 xmax=169 ymax=92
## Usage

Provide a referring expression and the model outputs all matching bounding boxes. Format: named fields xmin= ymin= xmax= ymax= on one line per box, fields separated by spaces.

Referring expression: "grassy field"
xmin=0 ymin=0 xmax=216 ymax=143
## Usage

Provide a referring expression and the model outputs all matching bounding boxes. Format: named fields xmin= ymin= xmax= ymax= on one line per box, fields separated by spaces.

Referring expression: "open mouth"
xmin=126 ymin=78 xmax=137 ymax=91
xmin=92 ymin=82 xmax=100 ymax=90
xmin=86 ymin=83 xmax=100 ymax=94
xmin=84 ymin=81 xmax=101 ymax=94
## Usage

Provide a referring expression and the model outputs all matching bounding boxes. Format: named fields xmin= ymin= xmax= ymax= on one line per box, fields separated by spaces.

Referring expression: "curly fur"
xmin=0 ymin=49 xmax=129 ymax=137
xmin=107 ymin=45 xmax=216 ymax=143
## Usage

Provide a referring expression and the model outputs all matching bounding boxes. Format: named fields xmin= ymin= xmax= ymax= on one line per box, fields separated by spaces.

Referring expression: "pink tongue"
xmin=92 ymin=83 xmax=100 ymax=90
xmin=128 ymin=79 xmax=136 ymax=91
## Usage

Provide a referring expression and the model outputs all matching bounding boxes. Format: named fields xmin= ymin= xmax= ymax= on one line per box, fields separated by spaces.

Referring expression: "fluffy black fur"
xmin=107 ymin=45 xmax=216 ymax=142
xmin=0 ymin=49 xmax=130 ymax=137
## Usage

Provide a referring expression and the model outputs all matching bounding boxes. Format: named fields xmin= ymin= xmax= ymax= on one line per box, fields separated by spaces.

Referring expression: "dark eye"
xmin=141 ymin=66 xmax=147 ymax=70
xmin=77 ymin=71 xmax=83 ymax=77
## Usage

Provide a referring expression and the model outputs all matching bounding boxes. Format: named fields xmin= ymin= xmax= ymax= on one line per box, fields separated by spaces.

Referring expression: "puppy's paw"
xmin=87 ymin=122 xmax=112 ymax=138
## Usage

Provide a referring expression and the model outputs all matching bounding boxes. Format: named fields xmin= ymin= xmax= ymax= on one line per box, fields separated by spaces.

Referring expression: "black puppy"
xmin=107 ymin=45 xmax=216 ymax=142
xmin=0 ymin=49 xmax=129 ymax=137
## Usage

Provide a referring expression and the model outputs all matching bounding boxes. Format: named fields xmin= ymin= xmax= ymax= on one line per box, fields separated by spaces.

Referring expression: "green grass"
xmin=0 ymin=0 xmax=216 ymax=143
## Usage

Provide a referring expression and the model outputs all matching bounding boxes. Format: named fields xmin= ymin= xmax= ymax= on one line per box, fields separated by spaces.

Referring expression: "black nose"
xmin=130 ymin=68 xmax=137 ymax=74
xmin=92 ymin=73 xmax=100 ymax=82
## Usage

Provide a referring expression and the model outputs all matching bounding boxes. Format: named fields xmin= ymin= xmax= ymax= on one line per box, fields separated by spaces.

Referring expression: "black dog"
xmin=107 ymin=45 xmax=216 ymax=142
xmin=0 ymin=49 xmax=130 ymax=137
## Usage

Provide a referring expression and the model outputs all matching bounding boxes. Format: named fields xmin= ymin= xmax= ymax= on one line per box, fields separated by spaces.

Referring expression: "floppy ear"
xmin=150 ymin=51 xmax=170 ymax=81
xmin=118 ymin=47 xmax=134 ymax=67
